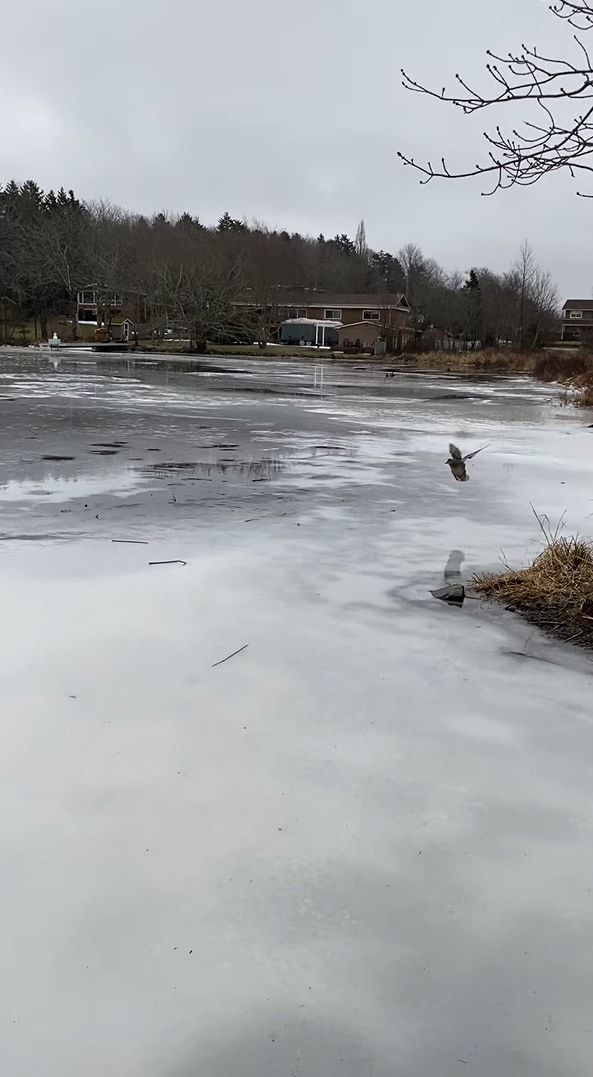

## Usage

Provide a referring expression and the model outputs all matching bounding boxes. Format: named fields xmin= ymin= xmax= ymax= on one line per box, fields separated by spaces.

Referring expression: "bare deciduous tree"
xmin=355 ymin=219 xmax=368 ymax=261
xmin=149 ymin=255 xmax=248 ymax=352
xmin=507 ymin=241 xmax=559 ymax=347
xmin=513 ymin=241 xmax=537 ymax=348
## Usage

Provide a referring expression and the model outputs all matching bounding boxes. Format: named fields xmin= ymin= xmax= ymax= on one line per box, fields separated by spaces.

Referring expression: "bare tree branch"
xmin=552 ymin=1 xmax=593 ymax=30
xmin=399 ymin=3 xmax=593 ymax=195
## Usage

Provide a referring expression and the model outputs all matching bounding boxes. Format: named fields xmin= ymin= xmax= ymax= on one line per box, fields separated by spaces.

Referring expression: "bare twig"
xmin=112 ymin=539 xmax=149 ymax=544
xmin=149 ymin=560 xmax=187 ymax=566
xmin=244 ymin=512 xmax=289 ymax=523
xmin=212 ymin=644 xmax=249 ymax=668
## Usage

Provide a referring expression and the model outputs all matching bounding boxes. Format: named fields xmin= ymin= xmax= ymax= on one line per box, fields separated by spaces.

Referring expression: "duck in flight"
xmin=447 ymin=442 xmax=488 ymax=482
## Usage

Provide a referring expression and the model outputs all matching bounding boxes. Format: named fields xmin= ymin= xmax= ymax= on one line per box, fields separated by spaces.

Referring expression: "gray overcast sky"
xmin=0 ymin=0 xmax=589 ymax=297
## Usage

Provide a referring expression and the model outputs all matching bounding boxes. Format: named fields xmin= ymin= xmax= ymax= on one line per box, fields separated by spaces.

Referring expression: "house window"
xmin=362 ymin=309 xmax=380 ymax=321
xmin=569 ymin=310 xmax=583 ymax=319
xmin=324 ymin=308 xmax=342 ymax=320
xmin=287 ymin=307 xmax=306 ymax=319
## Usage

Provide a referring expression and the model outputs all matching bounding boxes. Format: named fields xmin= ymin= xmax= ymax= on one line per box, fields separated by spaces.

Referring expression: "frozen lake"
xmin=1 ymin=353 xmax=593 ymax=1076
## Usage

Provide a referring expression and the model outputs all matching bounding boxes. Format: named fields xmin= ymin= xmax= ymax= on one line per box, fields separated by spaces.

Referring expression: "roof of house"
xmin=563 ymin=299 xmax=593 ymax=310
xmin=235 ymin=290 xmax=409 ymax=310
xmin=338 ymin=320 xmax=381 ymax=330
xmin=293 ymin=293 xmax=409 ymax=309
xmin=281 ymin=317 xmax=342 ymax=326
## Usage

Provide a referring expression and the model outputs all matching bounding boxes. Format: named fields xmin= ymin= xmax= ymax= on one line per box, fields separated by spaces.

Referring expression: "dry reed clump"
xmin=474 ymin=529 xmax=593 ymax=646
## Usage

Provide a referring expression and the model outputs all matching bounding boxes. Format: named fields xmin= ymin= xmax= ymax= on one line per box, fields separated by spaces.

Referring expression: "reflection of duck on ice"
xmin=431 ymin=549 xmax=465 ymax=607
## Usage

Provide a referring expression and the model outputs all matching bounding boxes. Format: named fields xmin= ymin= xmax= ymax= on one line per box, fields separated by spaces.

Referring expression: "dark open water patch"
xmin=430 ymin=392 xmax=497 ymax=402
xmin=146 ymin=461 xmax=197 ymax=471
xmin=89 ymin=449 xmax=119 ymax=456
xmin=92 ymin=442 xmax=128 ymax=449
xmin=0 ymin=533 xmax=75 ymax=541
xmin=42 ymin=455 xmax=76 ymax=462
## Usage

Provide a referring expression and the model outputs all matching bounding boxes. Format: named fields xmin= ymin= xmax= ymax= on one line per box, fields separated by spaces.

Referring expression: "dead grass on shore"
xmin=418 ymin=348 xmax=593 ymax=394
xmin=474 ymin=516 xmax=593 ymax=647
xmin=532 ymin=351 xmax=593 ymax=381
xmin=531 ymin=352 xmax=593 ymax=407
xmin=416 ymin=349 xmax=532 ymax=374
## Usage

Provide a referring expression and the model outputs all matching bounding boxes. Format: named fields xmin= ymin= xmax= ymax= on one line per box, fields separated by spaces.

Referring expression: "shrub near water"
xmin=530 ymin=351 xmax=593 ymax=406
xmin=532 ymin=352 xmax=593 ymax=382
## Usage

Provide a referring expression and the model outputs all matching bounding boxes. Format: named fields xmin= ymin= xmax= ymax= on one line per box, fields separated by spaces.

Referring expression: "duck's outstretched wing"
xmin=463 ymin=444 xmax=489 ymax=462
xmin=448 ymin=443 xmax=463 ymax=461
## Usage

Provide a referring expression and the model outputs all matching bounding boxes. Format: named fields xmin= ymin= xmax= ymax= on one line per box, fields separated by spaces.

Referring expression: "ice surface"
xmin=0 ymin=354 xmax=592 ymax=1076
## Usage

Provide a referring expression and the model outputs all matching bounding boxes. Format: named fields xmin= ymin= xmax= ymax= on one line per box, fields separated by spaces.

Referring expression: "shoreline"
xmin=0 ymin=340 xmax=546 ymax=376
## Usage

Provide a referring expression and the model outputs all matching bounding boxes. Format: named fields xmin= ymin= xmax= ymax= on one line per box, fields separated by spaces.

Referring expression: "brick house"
xmin=560 ymin=299 xmax=593 ymax=342
xmin=237 ymin=290 xmax=410 ymax=325
xmin=275 ymin=292 xmax=410 ymax=329
xmin=234 ymin=290 xmax=412 ymax=350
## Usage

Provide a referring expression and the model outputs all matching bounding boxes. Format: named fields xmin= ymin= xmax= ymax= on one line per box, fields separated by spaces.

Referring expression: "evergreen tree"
xmin=463 ymin=269 xmax=483 ymax=343
xmin=217 ymin=211 xmax=246 ymax=233
xmin=370 ymin=251 xmax=406 ymax=292
xmin=327 ymin=233 xmax=356 ymax=257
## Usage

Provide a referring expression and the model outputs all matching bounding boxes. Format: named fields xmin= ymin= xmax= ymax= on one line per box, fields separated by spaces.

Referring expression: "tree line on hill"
xmin=0 ymin=179 xmax=559 ymax=350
